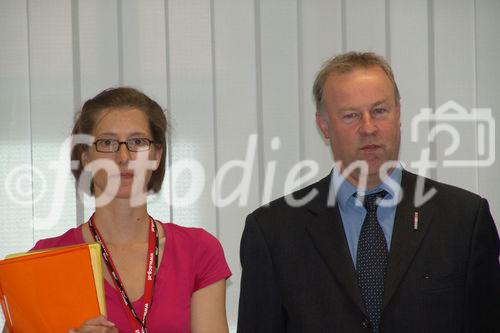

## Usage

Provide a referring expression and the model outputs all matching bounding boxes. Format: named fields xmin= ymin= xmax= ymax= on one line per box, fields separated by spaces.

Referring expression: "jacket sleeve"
xmin=237 ymin=213 xmax=286 ymax=333
xmin=465 ymin=198 xmax=500 ymax=333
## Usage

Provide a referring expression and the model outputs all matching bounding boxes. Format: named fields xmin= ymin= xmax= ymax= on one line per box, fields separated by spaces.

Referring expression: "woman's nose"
xmin=116 ymin=142 xmax=131 ymax=163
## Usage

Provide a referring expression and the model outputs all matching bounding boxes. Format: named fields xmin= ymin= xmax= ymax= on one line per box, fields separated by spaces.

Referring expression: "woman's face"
xmin=82 ymin=107 xmax=162 ymax=203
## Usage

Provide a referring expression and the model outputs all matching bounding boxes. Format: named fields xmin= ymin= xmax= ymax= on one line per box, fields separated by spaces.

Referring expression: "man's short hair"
xmin=313 ymin=52 xmax=401 ymax=115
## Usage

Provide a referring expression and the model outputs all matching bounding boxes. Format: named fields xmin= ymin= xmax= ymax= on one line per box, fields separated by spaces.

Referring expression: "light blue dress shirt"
xmin=331 ymin=165 xmax=403 ymax=267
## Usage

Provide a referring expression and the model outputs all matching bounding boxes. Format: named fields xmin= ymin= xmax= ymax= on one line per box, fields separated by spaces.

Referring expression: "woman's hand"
xmin=68 ymin=316 xmax=118 ymax=333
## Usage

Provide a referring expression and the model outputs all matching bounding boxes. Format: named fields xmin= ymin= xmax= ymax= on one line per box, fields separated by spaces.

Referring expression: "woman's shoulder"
xmin=31 ymin=226 xmax=84 ymax=251
xmin=157 ymin=222 xmax=231 ymax=287
xmin=158 ymin=222 xmax=223 ymax=251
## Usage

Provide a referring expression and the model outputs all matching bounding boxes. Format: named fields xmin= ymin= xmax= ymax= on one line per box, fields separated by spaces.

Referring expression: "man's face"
xmin=316 ymin=66 xmax=401 ymax=188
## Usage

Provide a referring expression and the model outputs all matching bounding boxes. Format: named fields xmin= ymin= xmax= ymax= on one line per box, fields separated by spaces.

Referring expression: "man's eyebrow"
xmin=337 ymin=99 xmax=390 ymax=112
xmin=371 ymin=98 xmax=391 ymax=107
xmin=337 ymin=107 xmax=358 ymax=113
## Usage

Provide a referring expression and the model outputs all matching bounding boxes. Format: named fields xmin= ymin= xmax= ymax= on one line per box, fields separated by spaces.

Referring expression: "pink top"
xmin=32 ymin=222 xmax=232 ymax=333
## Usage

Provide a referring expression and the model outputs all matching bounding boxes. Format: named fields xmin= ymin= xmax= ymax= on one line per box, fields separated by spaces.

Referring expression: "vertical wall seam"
xmin=71 ymin=1 xmax=81 ymax=108
xmin=385 ymin=0 xmax=391 ymax=62
xmin=254 ymin=0 xmax=264 ymax=202
xmin=26 ymin=0 xmax=35 ymax=242
xmin=296 ymin=0 xmax=305 ymax=167
xmin=472 ymin=0 xmax=479 ymax=194
xmin=209 ymin=0 xmax=220 ymax=238
xmin=164 ymin=0 xmax=174 ymax=223
xmin=117 ymin=0 xmax=124 ymax=85
xmin=341 ymin=0 xmax=347 ymax=52
xmin=427 ymin=0 xmax=437 ymax=180
xmin=71 ymin=0 xmax=83 ymax=226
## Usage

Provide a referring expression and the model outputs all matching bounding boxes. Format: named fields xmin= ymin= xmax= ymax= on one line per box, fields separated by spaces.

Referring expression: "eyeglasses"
xmin=93 ymin=138 xmax=156 ymax=153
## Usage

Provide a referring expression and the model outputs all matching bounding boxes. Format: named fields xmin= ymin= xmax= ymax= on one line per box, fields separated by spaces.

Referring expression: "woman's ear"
xmin=153 ymin=145 xmax=163 ymax=171
xmin=81 ymin=148 xmax=89 ymax=167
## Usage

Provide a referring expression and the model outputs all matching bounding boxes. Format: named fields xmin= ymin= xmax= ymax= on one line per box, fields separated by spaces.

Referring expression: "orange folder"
xmin=0 ymin=243 xmax=106 ymax=333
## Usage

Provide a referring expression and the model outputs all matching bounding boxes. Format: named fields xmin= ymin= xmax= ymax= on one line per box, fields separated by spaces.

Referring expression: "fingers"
xmin=83 ymin=316 xmax=115 ymax=327
xmin=68 ymin=315 xmax=117 ymax=333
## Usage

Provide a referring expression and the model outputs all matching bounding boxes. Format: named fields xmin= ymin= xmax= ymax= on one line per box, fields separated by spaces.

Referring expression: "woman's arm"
xmin=191 ymin=280 xmax=229 ymax=333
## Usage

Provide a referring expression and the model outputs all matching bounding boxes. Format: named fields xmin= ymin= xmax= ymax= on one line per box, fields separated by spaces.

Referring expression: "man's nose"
xmin=359 ymin=115 xmax=378 ymax=135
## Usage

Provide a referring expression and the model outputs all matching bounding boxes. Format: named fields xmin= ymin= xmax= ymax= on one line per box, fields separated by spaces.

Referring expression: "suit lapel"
xmin=304 ymin=171 xmax=437 ymax=314
xmin=305 ymin=175 xmax=367 ymax=316
xmin=382 ymin=171 xmax=436 ymax=310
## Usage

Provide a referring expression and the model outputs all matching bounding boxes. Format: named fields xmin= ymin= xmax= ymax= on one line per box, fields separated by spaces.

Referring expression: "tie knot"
xmin=360 ymin=190 xmax=387 ymax=212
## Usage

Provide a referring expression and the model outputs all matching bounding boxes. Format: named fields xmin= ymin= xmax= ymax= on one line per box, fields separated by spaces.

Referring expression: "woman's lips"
xmin=107 ymin=171 xmax=133 ymax=179
xmin=119 ymin=172 xmax=134 ymax=179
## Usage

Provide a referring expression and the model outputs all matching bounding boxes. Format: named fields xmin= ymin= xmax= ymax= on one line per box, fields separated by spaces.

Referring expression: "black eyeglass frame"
xmin=93 ymin=138 xmax=157 ymax=153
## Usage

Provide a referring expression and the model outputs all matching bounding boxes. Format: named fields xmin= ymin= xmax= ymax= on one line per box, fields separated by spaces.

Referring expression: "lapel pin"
xmin=413 ymin=211 xmax=419 ymax=231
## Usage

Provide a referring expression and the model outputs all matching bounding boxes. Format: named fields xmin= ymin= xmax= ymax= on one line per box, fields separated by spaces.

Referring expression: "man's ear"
xmin=316 ymin=112 xmax=331 ymax=139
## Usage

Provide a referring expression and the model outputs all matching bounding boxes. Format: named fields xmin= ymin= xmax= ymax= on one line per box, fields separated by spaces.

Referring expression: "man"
xmin=237 ymin=52 xmax=500 ymax=333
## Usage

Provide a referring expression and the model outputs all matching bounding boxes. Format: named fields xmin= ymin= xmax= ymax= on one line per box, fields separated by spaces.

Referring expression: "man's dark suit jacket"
xmin=237 ymin=170 xmax=500 ymax=333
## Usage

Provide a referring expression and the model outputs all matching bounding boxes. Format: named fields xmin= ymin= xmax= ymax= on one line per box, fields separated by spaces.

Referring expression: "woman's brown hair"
xmin=71 ymin=87 xmax=167 ymax=194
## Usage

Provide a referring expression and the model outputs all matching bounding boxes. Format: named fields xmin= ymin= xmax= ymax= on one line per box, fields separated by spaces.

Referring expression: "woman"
xmin=5 ymin=87 xmax=231 ymax=332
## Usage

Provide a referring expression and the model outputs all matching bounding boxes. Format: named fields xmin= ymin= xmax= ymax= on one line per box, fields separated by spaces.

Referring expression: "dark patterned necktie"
xmin=356 ymin=190 xmax=388 ymax=333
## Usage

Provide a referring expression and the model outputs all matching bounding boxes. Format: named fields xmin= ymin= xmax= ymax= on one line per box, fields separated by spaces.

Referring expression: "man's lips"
xmin=360 ymin=144 xmax=382 ymax=151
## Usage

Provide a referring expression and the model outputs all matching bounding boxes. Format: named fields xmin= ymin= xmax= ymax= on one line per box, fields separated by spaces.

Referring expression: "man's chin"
xmin=337 ymin=158 xmax=395 ymax=183
xmin=351 ymin=162 xmax=388 ymax=187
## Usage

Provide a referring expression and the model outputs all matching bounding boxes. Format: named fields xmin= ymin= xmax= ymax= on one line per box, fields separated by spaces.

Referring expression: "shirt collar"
xmin=331 ymin=163 xmax=403 ymax=209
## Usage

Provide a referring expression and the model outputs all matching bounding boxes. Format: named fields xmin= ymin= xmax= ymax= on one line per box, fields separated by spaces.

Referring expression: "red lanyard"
xmin=88 ymin=214 xmax=159 ymax=333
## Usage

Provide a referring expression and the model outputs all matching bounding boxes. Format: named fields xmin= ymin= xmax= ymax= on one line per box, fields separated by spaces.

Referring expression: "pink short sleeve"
xmin=30 ymin=227 xmax=83 ymax=251
xmin=193 ymin=230 xmax=232 ymax=291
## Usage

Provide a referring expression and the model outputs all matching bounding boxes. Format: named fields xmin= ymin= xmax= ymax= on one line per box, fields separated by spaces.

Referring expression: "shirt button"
xmin=361 ymin=318 xmax=372 ymax=329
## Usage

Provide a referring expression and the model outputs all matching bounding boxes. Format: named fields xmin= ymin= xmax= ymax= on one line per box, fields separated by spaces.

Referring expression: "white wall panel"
xmin=78 ymin=0 xmax=120 ymax=102
xmin=120 ymin=0 xmax=140 ymax=86
xmin=259 ymin=0 xmax=301 ymax=201
xmin=123 ymin=0 xmax=168 ymax=106
xmin=77 ymin=0 xmax=121 ymax=223
xmin=167 ymin=0 xmax=217 ymax=234
xmin=121 ymin=0 xmax=171 ymax=223
xmin=300 ymin=0 xmax=342 ymax=182
xmin=475 ymin=0 xmax=500 ymax=232
xmin=389 ymin=0 xmax=431 ymax=175
xmin=0 ymin=0 xmax=34 ymax=258
xmin=28 ymin=0 xmax=77 ymax=241
xmin=433 ymin=0 xmax=477 ymax=192
xmin=345 ymin=0 xmax=387 ymax=55
xmin=0 ymin=2 xmax=33 ymax=326
xmin=212 ymin=1 xmax=260 ymax=329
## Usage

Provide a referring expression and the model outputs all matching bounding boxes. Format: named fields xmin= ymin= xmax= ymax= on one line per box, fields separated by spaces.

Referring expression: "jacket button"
xmin=361 ymin=319 xmax=371 ymax=329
